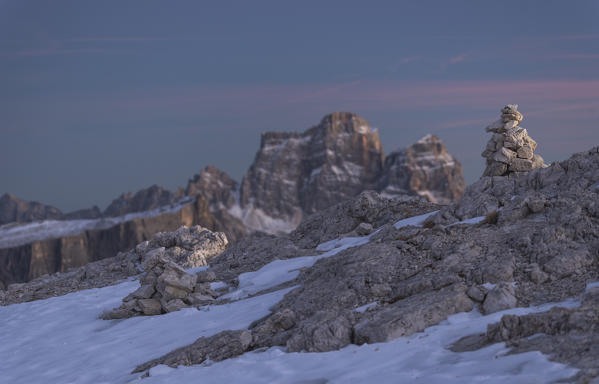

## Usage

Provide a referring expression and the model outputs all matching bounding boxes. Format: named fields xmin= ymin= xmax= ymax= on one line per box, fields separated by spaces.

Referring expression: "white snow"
xmin=309 ymin=166 xmax=323 ymax=180
xmin=0 ymin=199 xmax=193 ymax=249
xmin=186 ymin=266 xmax=209 ymax=274
xmin=585 ymin=280 xmax=599 ymax=292
xmin=448 ymin=216 xmax=486 ymax=227
xmin=210 ymin=281 xmax=229 ymax=291
xmin=481 ymin=282 xmax=517 ymax=290
xmin=353 ymin=301 xmax=378 ymax=313
xmin=394 ymin=210 xmax=439 ymax=229
xmin=417 ymin=133 xmax=434 ymax=143
xmin=0 ymin=281 xmax=293 ymax=384
xmin=356 ymin=125 xmax=370 ymax=134
xmin=141 ymin=300 xmax=579 ymax=384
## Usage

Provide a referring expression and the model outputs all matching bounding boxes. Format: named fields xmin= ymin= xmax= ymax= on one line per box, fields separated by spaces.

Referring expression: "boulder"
xmin=482 ymin=283 xmax=517 ymax=314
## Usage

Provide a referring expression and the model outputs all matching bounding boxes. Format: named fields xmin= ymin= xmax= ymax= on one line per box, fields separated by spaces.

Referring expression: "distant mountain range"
xmin=0 ymin=112 xmax=465 ymax=287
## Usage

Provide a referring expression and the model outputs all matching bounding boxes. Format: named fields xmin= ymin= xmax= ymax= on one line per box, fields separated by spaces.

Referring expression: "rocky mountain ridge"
xmin=2 ymin=112 xmax=464 ymax=231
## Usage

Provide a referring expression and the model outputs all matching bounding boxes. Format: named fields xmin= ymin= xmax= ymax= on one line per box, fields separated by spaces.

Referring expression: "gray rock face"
xmin=289 ymin=190 xmax=439 ymax=249
xmin=63 ymin=206 xmax=102 ymax=220
xmin=239 ymin=112 xmax=384 ymax=229
xmin=482 ymin=283 xmax=517 ymax=314
xmin=354 ymin=283 xmax=473 ymax=344
xmin=378 ymin=134 xmax=466 ymax=204
xmin=186 ymin=165 xmax=238 ymax=210
xmin=0 ymin=193 xmax=64 ymax=226
xmin=237 ymin=112 xmax=464 ymax=233
xmin=103 ymin=184 xmax=185 ymax=217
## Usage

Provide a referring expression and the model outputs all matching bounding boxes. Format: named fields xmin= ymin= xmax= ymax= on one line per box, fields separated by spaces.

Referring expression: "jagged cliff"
xmin=236 ymin=112 xmax=464 ymax=232
xmin=238 ymin=112 xmax=384 ymax=229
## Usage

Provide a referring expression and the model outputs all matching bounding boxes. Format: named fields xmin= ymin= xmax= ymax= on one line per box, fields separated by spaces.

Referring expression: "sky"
xmin=1 ymin=0 xmax=598 ymax=212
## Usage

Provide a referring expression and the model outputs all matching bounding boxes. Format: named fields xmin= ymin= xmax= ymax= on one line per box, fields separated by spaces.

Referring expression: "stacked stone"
xmin=103 ymin=248 xmax=219 ymax=318
xmin=481 ymin=104 xmax=546 ymax=177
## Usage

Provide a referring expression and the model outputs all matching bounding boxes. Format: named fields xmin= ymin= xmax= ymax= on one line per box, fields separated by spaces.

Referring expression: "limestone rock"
xmin=482 ymin=283 xmax=517 ymax=314
xmin=378 ymin=134 xmax=466 ymax=204
xmin=353 ymin=284 xmax=474 ymax=344
xmin=286 ymin=310 xmax=354 ymax=352
xmin=138 ymin=299 xmax=162 ymax=315
xmin=103 ymin=184 xmax=184 ymax=217
xmin=132 ymin=330 xmax=252 ymax=373
xmin=355 ymin=222 xmax=374 ymax=236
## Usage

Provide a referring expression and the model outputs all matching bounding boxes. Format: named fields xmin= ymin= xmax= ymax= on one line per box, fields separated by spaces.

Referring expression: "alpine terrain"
xmin=1 ymin=105 xmax=599 ymax=383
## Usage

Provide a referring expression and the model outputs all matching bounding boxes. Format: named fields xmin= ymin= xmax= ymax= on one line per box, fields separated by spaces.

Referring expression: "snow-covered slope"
xmin=0 ymin=213 xmax=584 ymax=383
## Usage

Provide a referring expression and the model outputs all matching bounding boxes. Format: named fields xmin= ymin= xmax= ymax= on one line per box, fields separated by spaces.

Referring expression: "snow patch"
xmin=585 ymin=280 xmax=599 ymax=292
xmin=0 ymin=281 xmax=293 ymax=384
xmin=210 ymin=281 xmax=228 ymax=291
xmin=394 ymin=210 xmax=439 ymax=229
xmin=448 ymin=216 xmax=486 ymax=227
xmin=353 ymin=302 xmax=378 ymax=313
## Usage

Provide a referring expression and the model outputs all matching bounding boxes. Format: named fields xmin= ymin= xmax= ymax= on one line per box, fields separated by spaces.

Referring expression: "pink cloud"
xmin=448 ymin=54 xmax=467 ymax=64
xmin=400 ymin=56 xmax=420 ymax=64
xmin=440 ymin=54 xmax=467 ymax=70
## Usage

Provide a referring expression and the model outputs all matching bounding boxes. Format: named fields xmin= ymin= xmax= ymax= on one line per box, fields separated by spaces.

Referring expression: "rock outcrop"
xmin=237 ymin=112 xmax=464 ymax=232
xmin=239 ymin=112 xmax=384 ymax=230
xmin=482 ymin=104 xmax=546 ymax=177
xmin=378 ymin=134 xmax=465 ymax=204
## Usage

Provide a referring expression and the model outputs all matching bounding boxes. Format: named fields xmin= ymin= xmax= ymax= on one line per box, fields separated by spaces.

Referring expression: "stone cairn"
xmin=102 ymin=226 xmax=228 ymax=319
xmin=481 ymin=104 xmax=546 ymax=177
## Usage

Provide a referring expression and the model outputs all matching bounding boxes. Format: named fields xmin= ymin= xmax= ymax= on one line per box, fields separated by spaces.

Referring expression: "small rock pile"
xmin=136 ymin=225 xmax=228 ymax=269
xmin=481 ymin=104 xmax=546 ymax=177
xmin=103 ymin=248 xmax=219 ymax=319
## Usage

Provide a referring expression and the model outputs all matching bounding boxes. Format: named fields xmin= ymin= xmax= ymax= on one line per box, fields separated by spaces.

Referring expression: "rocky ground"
xmin=131 ymin=145 xmax=599 ymax=381
xmin=2 ymin=130 xmax=599 ymax=381
xmin=0 ymin=226 xmax=228 ymax=306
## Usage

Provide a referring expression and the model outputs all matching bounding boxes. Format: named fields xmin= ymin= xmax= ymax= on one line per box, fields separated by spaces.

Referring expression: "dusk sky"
xmin=1 ymin=0 xmax=598 ymax=212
